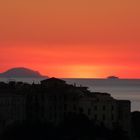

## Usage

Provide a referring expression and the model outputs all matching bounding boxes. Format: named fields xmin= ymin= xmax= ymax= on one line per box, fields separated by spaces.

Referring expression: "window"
xmin=64 ymin=104 xmax=67 ymax=111
xmin=97 ymin=99 xmax=99 ymax=102
xmin=49 ymin=106 xmax=52 ymax=110
xmin=79 ymin=107 xmax=84 ymax=113
xmin=111 ymin=105 xmax=114 ymax=111
xmin=59 ymin=104 xmax=62 ymax=109
xmin=102 ymin=114 xmax=106 ymax=121
xmin=64 ymin=112 xmax=66 ymax=117
xmin=72 ymin=96 xmax=76 ymax=101
xmin=73 ymin=104 xmax=77 ymax=111
xmin=49 ymin=113 xmax=52 ymax=120
xmin=111 ymin=114 xmax=114 ymax=121
xmin=94 ymin=114 xmax=97 ymax=120
xmin=54 ymin=96 xmax=57 ymax=101
xmin=103 ymin=105 xmax=106 ymax=111
xmin=64 ymin=95 xmax=67 ymax=100
xmin=94 ymin=106 xmax=98 ymax=111
xmin=88 ymin=108 xmax=91 ymax=115
xmin=54 ymin=113 xmax=57 ymax=120
xmin=54 ymin=105 xmax=56 ymax=110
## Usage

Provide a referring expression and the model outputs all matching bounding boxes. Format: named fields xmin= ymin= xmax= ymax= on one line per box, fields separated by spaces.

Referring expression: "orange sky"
xmin=0 ymin=0 xmax=140 ymax=78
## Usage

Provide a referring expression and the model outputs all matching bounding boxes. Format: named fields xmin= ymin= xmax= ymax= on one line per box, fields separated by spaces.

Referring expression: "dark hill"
xmin=0 ymin=67 xmax=47 ymax=78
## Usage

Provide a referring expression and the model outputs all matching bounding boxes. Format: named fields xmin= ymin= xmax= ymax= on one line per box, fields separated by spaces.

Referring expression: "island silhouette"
xmin=0 ymin=67 xmax=48 ymax=78
xmin=107 ymin=76 xmax=119 ymax=79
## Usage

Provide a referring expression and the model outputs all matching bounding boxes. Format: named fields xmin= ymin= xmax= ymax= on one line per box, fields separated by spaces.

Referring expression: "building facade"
xmin=28 ymin=78 xmax=131 ymax=132
xmin=0 ymin=78 xmax=131 ymax=133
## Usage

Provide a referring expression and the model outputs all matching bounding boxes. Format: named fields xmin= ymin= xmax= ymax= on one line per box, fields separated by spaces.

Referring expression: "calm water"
xmin=0 ymin=78 xmax=140 ymax=111
xmin=65 ymin=78 xmax=140 ymax=112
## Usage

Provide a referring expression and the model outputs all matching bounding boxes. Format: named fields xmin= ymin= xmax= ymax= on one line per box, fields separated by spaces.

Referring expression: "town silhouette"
xmin=0 ymin=77 xmax=139 ymax=140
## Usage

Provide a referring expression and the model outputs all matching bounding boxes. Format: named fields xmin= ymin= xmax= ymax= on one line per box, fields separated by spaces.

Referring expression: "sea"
xmin=0 ymin=78 xmax=140 ymax=112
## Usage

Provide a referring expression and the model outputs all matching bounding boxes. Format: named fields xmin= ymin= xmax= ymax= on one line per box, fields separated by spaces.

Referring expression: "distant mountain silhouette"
xmin=0 ymin=67 xmax=48 ymax=78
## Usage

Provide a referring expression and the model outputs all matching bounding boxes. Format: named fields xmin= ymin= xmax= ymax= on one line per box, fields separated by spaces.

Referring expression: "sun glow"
xmin=65 ymin=65 xmax=99 ymax=78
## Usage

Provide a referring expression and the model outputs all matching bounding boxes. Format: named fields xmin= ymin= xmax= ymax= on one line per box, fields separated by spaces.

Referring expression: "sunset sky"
xmin=0 ymin=0 xmax=140 ymax=78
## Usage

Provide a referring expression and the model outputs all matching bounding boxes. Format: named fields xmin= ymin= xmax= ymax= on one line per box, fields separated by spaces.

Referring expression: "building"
xmin=0 ymin=81 xmax=26 ymax=130
xmin=27 ymin=78 xmax=131 ymax=133
xmin=0 ymin=78 xmax=131 ymax=134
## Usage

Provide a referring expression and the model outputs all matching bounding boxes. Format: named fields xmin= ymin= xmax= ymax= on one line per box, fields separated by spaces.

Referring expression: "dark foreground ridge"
xmin=0 ymin=67 xmax=47 ymax=78
xmin=0 ymin=77 xmax=134 ymax=140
